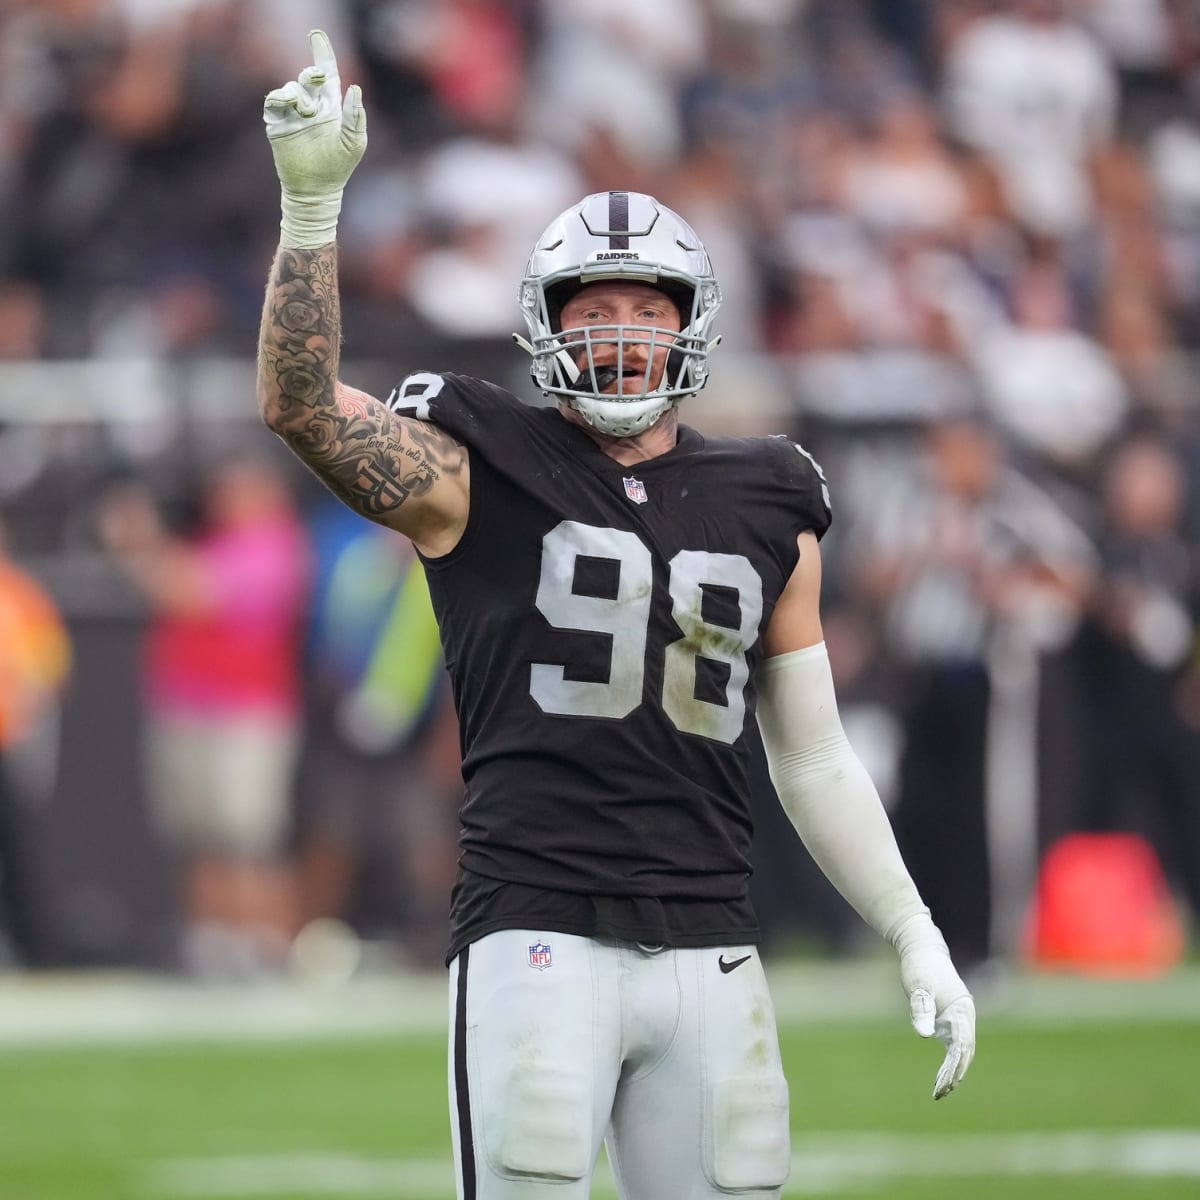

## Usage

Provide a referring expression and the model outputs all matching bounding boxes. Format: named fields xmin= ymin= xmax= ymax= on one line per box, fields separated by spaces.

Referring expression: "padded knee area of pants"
xmin=489 ymin=1067 xmax=590 ymax=1180
xmin=711 ymin=1075 xmax=791 ymax=1189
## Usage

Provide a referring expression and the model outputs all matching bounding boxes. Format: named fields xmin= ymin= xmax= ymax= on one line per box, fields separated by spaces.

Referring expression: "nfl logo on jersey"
xmin=622 ymin=476 xmax=648 ymax=504
xmin=528 ymin=942 xmax=553 ymax=970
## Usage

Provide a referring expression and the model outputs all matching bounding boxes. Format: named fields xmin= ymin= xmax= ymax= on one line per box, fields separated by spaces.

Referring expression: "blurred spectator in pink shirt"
xmin=99 ymin=454 xmax=312 ymax=979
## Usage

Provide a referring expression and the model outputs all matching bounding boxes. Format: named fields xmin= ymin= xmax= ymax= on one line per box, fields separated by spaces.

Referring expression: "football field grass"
xmin=1 ymin=960 xmax=1198 ymax=1199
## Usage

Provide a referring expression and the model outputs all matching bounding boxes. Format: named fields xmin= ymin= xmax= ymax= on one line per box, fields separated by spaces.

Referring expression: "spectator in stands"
xmin=533 ymin=0 xmax=706 ymax=172
xmin=98 ymin=454 xmax=311 ymax=979
xmin=295 ymin=495 xmax=460 ymax=968
xmin=848 ymin=413 xmax=1095 ymax=974
xmin=941 ymin=0 xmax=1118 ymax=239
xmin=1077 ymin=432 xmax=1200 ymax=926
xmin=973 ymin=248 xmax=1129 ymax=489
xmin=0 ymin=516 xmax=70 ymax=963
xmin=834 ymin=90 xmax=968 ymax=242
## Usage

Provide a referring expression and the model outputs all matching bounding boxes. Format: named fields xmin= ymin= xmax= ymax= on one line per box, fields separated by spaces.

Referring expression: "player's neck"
xmin=560 ymin=406 xmax=679 ymax=466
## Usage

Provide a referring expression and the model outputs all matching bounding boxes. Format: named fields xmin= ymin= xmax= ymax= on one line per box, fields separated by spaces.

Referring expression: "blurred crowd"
xmin=1 ymin=0 xmax=1199 ymax=981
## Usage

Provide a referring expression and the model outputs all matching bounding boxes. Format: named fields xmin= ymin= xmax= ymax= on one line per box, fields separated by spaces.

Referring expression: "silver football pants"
xmin=448 ymin=929 xmax=791 ymax=1198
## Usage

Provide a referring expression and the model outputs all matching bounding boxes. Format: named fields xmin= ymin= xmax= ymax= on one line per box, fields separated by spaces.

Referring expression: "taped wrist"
xmin=890 ymin=909 xmax=953 ymax=963
xmin=279 ymin=187 xmax=344 ymax=249
xmin=892 ymin=909 xmax=971 ymax=1009
xmin=756 ymin=642 xmax=928 ymax=942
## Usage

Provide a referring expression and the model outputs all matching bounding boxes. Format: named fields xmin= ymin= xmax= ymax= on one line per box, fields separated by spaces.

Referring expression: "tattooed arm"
xmin=259 ymin=33 xmax=468 ymax=556
xmin=257 ymin=244 xmax=469 ymax=557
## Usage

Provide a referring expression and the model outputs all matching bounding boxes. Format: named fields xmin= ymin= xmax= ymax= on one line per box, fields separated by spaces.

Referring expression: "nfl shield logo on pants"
xmin=528 ymin=941 xmax=553 ymax=970
xmin=622 ymin=476 xmax=648 ymax=504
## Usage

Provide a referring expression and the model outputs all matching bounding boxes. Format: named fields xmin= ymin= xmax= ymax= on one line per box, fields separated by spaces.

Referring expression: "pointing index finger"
xmin=309 ymin=29 xmax=339 ymax=81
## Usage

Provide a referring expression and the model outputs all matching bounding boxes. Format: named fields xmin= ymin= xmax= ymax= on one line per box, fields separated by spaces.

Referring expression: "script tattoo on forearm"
xmin=257 ymin=247 xmax=464 ymax=520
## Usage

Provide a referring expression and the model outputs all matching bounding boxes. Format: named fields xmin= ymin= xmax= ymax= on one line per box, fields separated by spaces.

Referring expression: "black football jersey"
xmin=386 ymin=373 xmax=831 ymax=908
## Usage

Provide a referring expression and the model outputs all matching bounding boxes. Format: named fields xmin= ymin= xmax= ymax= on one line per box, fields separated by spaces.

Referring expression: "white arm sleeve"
xmin=756 ymin=641 xmax=929 ymax=946
xmin=756 ymin=641 xmax=976 ymax=1097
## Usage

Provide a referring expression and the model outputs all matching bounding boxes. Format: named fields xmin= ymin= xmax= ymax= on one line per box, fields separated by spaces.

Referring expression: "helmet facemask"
xmin=514 ymin=192 xmax=723 ymax=438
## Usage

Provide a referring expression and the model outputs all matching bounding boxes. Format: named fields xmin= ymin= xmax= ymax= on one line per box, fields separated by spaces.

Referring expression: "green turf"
xmin=782 ymin=1019 xmax=1200 ymax=1130
xmin=2 ymin=1008 xmax=1199 ymax=1200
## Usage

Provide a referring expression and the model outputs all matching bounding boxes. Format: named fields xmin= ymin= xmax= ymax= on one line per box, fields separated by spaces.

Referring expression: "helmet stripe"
xmin=608 ymin=191 xmax=629 ymax=250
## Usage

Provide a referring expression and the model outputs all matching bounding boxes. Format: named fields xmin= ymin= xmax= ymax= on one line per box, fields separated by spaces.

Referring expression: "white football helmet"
xmin=514 ymin=191 xmax=722 ymax=437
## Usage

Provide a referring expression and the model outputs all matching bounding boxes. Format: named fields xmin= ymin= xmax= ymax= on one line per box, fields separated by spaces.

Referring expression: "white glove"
xmin=892 ymin=911 xmax=977 ymax=1099
xmin=263 ymin=30 xmax=367 ymax=249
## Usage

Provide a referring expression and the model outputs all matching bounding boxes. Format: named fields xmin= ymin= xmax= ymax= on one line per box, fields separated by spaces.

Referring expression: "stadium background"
xmin=1 ymin=1 xmax=1199 ymax=1197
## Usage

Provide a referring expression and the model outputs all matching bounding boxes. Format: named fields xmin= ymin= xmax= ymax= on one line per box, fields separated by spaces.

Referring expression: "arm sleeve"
xmin=757 ymin=640 xmax=974 ymax=1097
xmin=755 ymin=641 xmax=929 ymax=944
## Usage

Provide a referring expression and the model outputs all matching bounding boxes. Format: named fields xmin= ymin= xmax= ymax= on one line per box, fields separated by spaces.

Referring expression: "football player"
xmin=259 ymin=32 xmax=976 ymax=1200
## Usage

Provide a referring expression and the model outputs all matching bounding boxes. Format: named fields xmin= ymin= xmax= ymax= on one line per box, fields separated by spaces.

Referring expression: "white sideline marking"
xmin=146 ymin=1155 xmax=450 ymax=1197
xmin=783 ymin=1131 xmax=1200 ymax=1192
xmin=144 ymin=1132 xmax=1200 ymax=1197
xmin=2 ymin=963 xmax=1200 ymax=1048
xmin=0 ymin=973 xmax=447 ymax=1047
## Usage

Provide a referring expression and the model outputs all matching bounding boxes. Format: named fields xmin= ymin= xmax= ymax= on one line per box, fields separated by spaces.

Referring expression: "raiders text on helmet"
xmin=514 ymin=191 xmax=722 ymax=438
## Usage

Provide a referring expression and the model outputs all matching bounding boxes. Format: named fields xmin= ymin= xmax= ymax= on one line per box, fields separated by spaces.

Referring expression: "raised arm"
xmin=257 ymin=31 xmax=468 ymax=557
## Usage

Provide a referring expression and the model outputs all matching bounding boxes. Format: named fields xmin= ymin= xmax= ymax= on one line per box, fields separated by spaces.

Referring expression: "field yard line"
xmin=0 ymin=973 xmax=447 ymax=1046
xmin=146 ymin=1154 xmax=451 ymax=1197
xmin=765 ymin=960 xmax=1200 ymax=1026
xmin=2 ymin=962 xmax=1199 ymax=1048
xmin=783 ymin=1130 xmax=1200 ymax=1189
xmin=144 ymin=1131 xmax=1200 ymax=1197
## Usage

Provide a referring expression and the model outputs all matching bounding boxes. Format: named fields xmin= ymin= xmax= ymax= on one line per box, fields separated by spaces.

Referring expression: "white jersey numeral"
xmin=662 ymin=550 xmax=762 ymax=743
xmin=386 ymin=371 xmax=445 ymax=419
xmin=532 ymin=521 xmax=764 ymax=744
xmin=532 ymin=522 xmax=652 ymax=719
